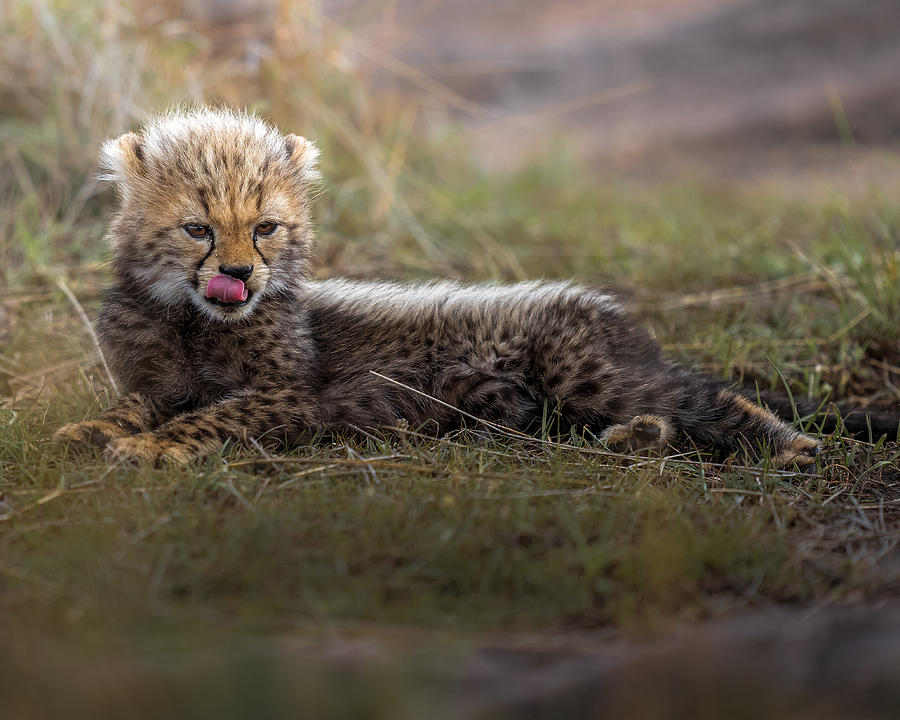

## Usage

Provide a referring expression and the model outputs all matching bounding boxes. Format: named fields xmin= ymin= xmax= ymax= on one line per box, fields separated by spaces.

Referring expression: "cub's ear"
xmin=98 ymin=132 xmax=146 ymax=185
xmin=282 ymin=133 xmax=321 ymax=182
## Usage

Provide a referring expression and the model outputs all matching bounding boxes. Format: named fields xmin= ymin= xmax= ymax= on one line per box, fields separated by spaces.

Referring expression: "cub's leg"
xmin=533 ymin=298 xmax=819 ymax=467
xmin=675 ymin=386 xmax=820 ymax=467
xmin=104 ymin=387 xmax=316 ymax=464
xmin=54 ymin=392 xmax=171 ymax=450
xmin=589 ymin=386 xmax=817 ymax=466
xmin=439 ymin=339 xmax=540 ymax=433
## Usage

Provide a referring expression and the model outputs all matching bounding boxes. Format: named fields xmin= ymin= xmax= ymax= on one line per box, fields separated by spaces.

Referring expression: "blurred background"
xmin=328 ymin=0 xmax=900 ymax=192
xmin=3 ymin=1 xmax=900 ymax=717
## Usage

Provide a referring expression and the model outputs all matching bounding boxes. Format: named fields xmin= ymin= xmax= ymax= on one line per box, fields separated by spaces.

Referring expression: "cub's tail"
xmin=747 ymin=389 xmax=900 ymax=442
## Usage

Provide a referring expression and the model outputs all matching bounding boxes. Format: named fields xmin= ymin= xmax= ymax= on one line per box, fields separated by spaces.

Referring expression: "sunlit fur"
xmin=56 ymin=107 xmax=821 ymax=466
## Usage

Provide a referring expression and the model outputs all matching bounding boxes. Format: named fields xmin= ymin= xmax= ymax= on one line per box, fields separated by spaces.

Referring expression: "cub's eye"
xmin=254 ymin=222 xmax=277 ymax=236
xmin=183 ymin=224 xmax=212 ymax=239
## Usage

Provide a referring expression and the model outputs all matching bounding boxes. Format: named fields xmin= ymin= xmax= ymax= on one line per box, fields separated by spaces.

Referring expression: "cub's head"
xmin=100 ymin=107 xmax=320 ymax=322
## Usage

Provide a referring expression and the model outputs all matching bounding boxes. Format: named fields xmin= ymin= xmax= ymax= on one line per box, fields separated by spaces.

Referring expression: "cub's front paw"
xmin=104 ymin=433 xmax=197 ymax=465
xmin=54 ymin=420 xmax=133 ymax=451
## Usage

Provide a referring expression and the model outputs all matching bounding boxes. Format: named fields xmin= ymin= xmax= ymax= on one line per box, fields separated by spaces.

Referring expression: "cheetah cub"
xmin=55 ymin=108 xmax=819 ymax=467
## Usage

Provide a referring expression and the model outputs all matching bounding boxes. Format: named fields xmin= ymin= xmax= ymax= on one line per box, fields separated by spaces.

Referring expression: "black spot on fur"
xmin=603 ymin=394 xmax=623 ymax=418
xmin=573 ymin=381 xmax=599 ymax=398
xmin=186 ymin=426 xmax=205 ymax=441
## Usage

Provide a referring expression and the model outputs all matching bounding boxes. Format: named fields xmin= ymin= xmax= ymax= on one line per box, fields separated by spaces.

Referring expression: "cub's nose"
xmin=218 ymin=264 xmax=253 ymax=282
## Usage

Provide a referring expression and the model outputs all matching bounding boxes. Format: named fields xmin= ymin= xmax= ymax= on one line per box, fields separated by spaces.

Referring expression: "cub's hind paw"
xmin=104 ymin=434 xmax=197 ymax=465
xmin=773 ymin=434 xmax=821 ymax=469
xmin=601 ymin=414 xmax=672 ymax=454
xmin=54 ymin=420 xmax=132 ymax=451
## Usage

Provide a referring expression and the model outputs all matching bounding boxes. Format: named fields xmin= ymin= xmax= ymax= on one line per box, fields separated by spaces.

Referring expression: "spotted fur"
xmin=55 ymin=107 xmax=820 ymax=466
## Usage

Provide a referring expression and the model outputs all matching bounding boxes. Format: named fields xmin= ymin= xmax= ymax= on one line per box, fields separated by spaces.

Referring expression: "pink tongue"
xmin=205 ymin=274 xmax=248 ymax=303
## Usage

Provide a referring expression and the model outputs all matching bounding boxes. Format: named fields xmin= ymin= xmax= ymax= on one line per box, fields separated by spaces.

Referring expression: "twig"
xmin=56 ymin=276 xmax=118 ymax=394
xmin=826 ymin=307 xmax=872 ymax=344
xmin=0 ymin=487 xmax=64 ymax=523
xmin=368 ymin=370 xmax=533 ymax=440
xmin=224 ymin=478 xmax=254 ymax=512
xmin=869 ymin=357 xmax=900 ymax=376
xmin=275 ymin=464 xmax=340 ymax=490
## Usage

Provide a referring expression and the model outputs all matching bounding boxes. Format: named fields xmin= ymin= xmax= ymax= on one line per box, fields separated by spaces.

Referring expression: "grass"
xmin=2 ymin=0 xmax=900 ymax=716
